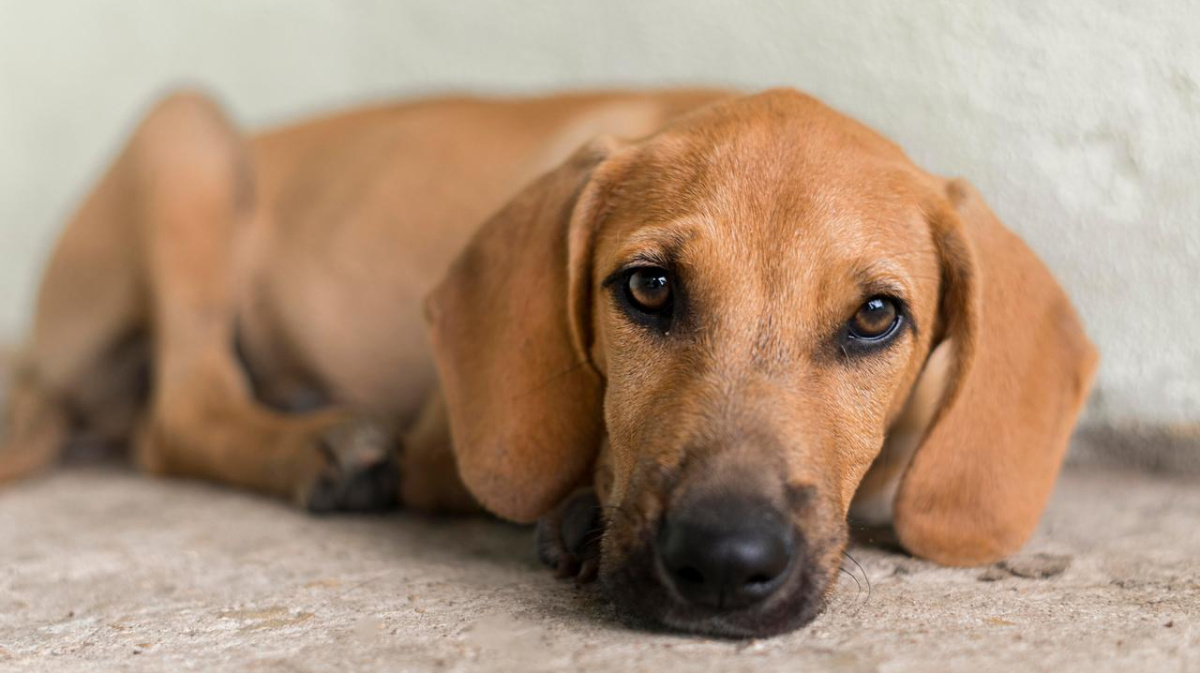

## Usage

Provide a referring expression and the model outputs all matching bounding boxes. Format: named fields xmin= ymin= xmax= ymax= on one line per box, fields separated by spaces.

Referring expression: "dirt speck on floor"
xmin=998 ymin=553 xmax=1072 ymax=579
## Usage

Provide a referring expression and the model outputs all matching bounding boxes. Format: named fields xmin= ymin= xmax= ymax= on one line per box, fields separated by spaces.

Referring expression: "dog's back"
xmin=238 ymin=91 xmax=728 ymax=418
xmin=0 ymin=88 xmax=729 ymax=489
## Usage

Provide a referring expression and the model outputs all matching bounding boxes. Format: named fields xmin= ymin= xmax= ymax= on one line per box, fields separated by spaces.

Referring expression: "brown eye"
xmin=626 ymin=267 xmax=673 ymax=314
xmin=848 ymin=297 xmax=900 ymax=340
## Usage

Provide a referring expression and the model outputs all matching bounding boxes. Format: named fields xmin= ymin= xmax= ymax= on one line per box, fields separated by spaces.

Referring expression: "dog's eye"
xmin=625 ymin=267 xmax=673 ymax=314
xmin=848 ymin=297 xmax=900 ymax=341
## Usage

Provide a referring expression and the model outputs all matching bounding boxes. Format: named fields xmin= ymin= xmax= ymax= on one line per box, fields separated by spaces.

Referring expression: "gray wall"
xmin=2 ymin=1 xmax=1197 ymax=427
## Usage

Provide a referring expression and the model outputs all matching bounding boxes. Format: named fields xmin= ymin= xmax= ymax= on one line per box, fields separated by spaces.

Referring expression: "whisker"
xmin=567 ymin=521 xmax=610 ymax=551
xmin=838 ymin=566 xmax=863 ymax=596
xmin=843 ymin=550 xmax=872 ymax=606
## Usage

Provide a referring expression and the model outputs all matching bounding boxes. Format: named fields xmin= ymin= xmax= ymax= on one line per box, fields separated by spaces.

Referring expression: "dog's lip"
xmin=644 ymin=560 xmax=822 ymax=638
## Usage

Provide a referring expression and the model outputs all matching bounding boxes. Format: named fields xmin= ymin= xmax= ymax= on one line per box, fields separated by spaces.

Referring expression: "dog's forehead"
xmin=606 ymin=91 xmax=936 ymax=305
xmin=615 ymin=92 xmax=928 ymax=229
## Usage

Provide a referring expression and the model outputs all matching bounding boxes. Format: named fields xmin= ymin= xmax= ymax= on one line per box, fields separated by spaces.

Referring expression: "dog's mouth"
xmin=599 ymin=522 xmax=841 ymax=638
xmin=538 ymin=487 xmax=847 ymax=637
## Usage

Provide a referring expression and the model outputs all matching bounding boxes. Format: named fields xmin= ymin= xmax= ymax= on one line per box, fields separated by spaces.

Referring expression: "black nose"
xmin=657 ymin=497 xmax=795 ymax=610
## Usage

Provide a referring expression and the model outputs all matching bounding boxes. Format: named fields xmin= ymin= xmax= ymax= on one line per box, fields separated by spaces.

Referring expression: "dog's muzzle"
xmin=602 ymin=489 xmax=832 ymax=638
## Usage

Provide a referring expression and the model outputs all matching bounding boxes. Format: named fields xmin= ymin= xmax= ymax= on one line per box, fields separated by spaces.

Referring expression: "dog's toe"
xmin=536 ymin=488 xmax=604 ymax=583
xmin=303 ymin=420 xmax=400 ymax=513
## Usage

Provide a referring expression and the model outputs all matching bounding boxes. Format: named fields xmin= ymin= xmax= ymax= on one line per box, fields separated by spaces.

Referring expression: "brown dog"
xmin=0 ymin=88 xmax=1097 ymax=637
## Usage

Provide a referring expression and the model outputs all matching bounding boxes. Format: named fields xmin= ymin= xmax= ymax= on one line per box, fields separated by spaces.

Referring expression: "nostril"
xmin=746 ymin=573 xmax=774 ymax=586
xmin=674 ymin=566 xmax=705 ymax=585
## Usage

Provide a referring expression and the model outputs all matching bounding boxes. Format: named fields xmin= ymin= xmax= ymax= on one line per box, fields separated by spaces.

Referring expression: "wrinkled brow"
xmin=608 ymin=220 xmax=702 ymax=271
xmin=852 ymin=261 xmax=916 ymax=302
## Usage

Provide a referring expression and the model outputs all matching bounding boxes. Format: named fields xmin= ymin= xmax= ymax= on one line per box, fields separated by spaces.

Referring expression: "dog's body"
xmin=0 ymin=88 xmax=1097 ymax=637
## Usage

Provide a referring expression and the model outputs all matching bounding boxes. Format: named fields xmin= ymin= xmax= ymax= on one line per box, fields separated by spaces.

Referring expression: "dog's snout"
xmin=657 ymin=497 xmax=795 ymax=610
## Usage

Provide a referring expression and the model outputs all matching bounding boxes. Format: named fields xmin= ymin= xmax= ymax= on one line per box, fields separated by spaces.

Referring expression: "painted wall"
xmin=1 ymin=1 xmax=1197 ymax=426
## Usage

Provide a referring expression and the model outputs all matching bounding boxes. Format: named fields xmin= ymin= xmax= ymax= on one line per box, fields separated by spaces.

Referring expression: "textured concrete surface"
xmin=0 ymin=464 xmax=1196 ymax=672
xmin=1 ymin=1 xmax=1199 ymax=427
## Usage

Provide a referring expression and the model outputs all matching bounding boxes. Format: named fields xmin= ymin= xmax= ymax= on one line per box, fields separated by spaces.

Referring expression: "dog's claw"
xmin=536 ymin=488 xmax=604 ymax=584
xmin=304 ymin=420 xmax=400 ymax=513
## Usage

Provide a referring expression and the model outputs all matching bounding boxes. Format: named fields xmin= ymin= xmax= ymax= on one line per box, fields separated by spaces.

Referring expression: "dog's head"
xmin=425 ymin=89 xmax=1097 ymax=637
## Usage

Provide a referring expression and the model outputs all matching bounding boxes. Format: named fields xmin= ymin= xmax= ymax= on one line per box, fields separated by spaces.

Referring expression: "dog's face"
xmin=427 ymin=89 xmax=1097 ymax=637
xmin=585 ymin=105 xmax=941 ymax=635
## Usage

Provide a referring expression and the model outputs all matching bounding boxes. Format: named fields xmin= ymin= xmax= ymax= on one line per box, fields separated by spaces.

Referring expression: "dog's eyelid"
xmin=602 ymin=253 xmax=675 ymax=287
xmin=852 ymin=259 xmax=913 ymax=299
xmin=857 ymin=279 xmax=907 ymax=304
xmin=626 ymin=251 xmax=673 ymax=269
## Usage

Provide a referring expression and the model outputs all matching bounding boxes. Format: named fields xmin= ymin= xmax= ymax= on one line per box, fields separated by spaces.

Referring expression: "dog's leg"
xmin=533 ymin=438 xmax=611 ymax=582
xmin=115 ymin=92 xmax=399 ymax=511
xmin=0 ymin=86 xmax=154 ymax=482
xmin=0 ymin=361 xmax=70 ymax=483
xmin=399 ymin=388 xmax=481 ymax=514
xmin=0 ymin=90 xmax=396 ymax=509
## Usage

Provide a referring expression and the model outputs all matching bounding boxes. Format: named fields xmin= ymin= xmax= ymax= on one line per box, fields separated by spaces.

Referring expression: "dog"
xmin=0 ymin=87 xmax=1098 ymax=637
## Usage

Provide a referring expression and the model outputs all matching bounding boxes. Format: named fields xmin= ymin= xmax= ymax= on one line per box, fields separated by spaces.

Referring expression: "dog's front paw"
xmin=300 ymin=419 xmax=400 ymax=513
xmin=535 ymin=488 xmax=604 ymax=583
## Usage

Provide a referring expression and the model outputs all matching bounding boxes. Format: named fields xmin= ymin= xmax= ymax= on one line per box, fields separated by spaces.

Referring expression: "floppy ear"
xmin=424 ymin=139 xmax=626 ymax=523
xmin=893 ymin=179 xmax=1099 ymax=566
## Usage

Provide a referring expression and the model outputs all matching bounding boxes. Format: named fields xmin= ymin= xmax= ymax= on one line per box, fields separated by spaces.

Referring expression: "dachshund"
xmin=0 ymin=88 xmax=1097 ymax=637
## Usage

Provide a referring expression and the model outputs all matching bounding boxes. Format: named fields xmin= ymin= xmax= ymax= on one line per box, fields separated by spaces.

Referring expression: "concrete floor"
xmin=0 ymin=463 xmax=1197 ymax=673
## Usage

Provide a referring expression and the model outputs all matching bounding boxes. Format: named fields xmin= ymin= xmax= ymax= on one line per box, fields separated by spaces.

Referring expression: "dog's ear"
xmin=893 ymin=179 xmax=1099 ymax=566
xmin=424 ymin=138 xmax=627 ymax=523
